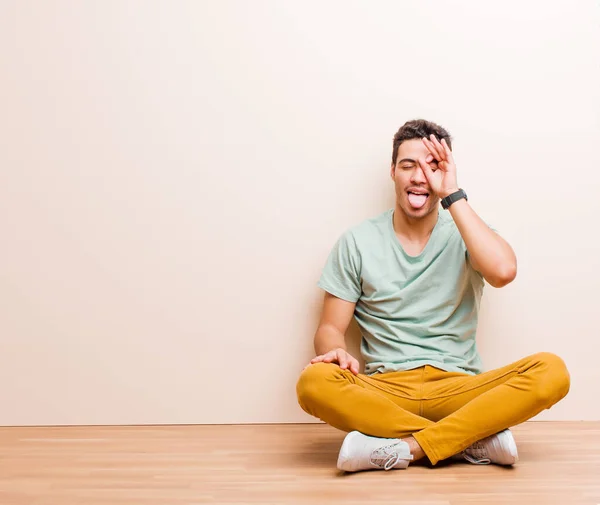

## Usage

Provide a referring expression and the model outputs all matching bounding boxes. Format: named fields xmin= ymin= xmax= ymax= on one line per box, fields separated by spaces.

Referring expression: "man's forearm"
xmin=448 ymin=198 xmax=517 ymax=287
xmin=314 ymin=325 xmax=347 ymax=355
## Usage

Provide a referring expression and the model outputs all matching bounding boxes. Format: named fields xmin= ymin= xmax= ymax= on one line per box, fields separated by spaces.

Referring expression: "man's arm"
xmin=309 ymin=292 xmax=360 ymax=374
xmin=417 ymin=134 xmax=517 ymax=288
xmin=448 ymin=199 xmax=517 ymax=288
xmin=314 ymin=292 xmax=356 ymax=354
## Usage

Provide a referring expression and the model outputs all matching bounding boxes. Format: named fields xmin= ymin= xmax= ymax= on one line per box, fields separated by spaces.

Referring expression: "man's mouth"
xmin=407 ymin=191 xmax=429 ymax=209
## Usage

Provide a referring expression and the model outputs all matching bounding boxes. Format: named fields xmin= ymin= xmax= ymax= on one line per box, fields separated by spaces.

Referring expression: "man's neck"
xmin=392 ymin=205 xmax=439 ymax=242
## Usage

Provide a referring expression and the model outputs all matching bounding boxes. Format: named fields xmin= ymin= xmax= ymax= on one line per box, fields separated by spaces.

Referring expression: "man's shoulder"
xmin=343 ymin=208 xmax=393 ymax=240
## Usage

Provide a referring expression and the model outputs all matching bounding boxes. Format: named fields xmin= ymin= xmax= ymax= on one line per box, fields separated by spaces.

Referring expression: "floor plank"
xmin=0 ymin=422 xmax=598 ymax=505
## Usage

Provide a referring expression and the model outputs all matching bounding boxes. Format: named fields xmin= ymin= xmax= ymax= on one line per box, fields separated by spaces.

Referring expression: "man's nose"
xmin=411 ymin=165 xmax=427 ymax=184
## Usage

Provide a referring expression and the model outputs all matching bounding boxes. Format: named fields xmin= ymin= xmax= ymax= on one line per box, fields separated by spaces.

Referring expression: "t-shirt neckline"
xmin=388 ymin=208 xmax=442 ymax=262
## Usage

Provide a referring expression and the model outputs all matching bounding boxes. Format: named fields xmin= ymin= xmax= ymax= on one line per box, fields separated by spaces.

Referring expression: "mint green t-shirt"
xmin=317 ymin=208 xmax=489 ymax=376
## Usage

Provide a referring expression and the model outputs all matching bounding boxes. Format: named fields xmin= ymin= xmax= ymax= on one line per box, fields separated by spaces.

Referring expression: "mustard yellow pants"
xmin=296 ymin=352 xmax=570 ymax=465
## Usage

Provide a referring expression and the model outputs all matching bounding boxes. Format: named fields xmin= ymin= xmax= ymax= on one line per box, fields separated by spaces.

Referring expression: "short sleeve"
xmin=317 ymin=231 xmax=362 ymax=302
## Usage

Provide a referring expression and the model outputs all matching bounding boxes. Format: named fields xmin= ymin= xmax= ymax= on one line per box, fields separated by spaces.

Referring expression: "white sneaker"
xmin=337 ymin=431 xmax=413 ymax=472
xmin=461 ymin=429 xmax=519 ymax=465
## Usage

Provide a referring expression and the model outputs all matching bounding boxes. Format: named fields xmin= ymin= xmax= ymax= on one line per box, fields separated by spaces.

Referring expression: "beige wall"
xmin=1 ymin=1 xmax=598 ymax=425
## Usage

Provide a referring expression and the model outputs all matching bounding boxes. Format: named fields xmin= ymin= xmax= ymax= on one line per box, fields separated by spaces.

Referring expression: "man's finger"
xmin=323 ymin=352 xmax=335 ymax=363
xmin=418 ymin=157 xmax=434 ymax=180
xmin=422 ymin=137 xmax=440 ymax=161
xmin=338 ymin=354 xmax=348 ymax=370
xmin=350 ymin=359 xmax=359 ymax=375
xmin=441 ymin=138 xmax=451 ymax=156
xmin=422 ymin=137 xmax=441 ymax=161
xmin=429 ymin=134 xmax=445 ymax=157
xmin=431 ymin=135 xmax=446 ymax=158
xmin=441 ymin=138 xmax=455 ymax=163
xmin=428 ymin=135 xmax=446 ymax=160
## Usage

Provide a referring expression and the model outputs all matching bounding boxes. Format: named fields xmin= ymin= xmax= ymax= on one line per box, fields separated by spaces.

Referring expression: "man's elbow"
xmin=485 ymin=263 xmax=517 ymax=288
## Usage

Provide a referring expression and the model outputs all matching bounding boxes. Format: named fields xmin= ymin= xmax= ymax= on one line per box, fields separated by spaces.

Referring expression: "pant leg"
xmin=296 ymin=362 xmax=434 ymax=438
xmin=412 ymin=352 xmax=570 ymax=465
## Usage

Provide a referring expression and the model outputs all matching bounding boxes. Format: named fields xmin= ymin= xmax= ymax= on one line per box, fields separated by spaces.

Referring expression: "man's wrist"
xmin=440 ymin=188 xmax=468 ymax=210
xmin=440 ymin=187 xmax=460 ymax=199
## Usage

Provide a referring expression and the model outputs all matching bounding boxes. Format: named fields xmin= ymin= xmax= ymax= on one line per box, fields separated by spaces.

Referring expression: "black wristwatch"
xmin=441 ymin=189 xmax=467 ymax=210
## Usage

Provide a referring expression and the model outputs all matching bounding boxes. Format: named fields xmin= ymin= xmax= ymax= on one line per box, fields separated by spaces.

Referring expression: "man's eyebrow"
xmin=398 ymin=157 xmax=437 ymax=164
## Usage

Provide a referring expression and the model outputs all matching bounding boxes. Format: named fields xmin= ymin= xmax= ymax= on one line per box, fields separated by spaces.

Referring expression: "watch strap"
xmin=441 ymin=189 xmax=467 ymax=210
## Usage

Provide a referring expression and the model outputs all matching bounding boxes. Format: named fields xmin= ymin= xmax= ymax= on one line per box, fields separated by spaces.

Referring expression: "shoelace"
xmin=463 ymin=452 xmax=491 ymax=465
xmin=463 ymin=441 xmax=491 ymax=465
xmin=370 ymin=443 xmax=409 ymax=471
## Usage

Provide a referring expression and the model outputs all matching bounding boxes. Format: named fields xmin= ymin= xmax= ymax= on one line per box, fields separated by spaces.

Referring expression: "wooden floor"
xmin=0 ymin=422 xmax=598 ymax=505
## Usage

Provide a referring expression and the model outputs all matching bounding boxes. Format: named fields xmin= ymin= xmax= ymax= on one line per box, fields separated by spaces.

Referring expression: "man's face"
xmin=390 ymin=139 xmax=440 ymax=220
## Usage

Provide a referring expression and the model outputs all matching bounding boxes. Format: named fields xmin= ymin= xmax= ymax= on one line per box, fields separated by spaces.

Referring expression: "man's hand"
xmin=418 ymin=134 xmax=460 ymax=199
xmin=305 ymin=348 xmax=360 ymax=375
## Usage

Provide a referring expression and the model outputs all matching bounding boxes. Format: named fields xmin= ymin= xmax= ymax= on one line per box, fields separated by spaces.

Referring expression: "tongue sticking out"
xmin=408 ymin=193 xmax=428 ymax=209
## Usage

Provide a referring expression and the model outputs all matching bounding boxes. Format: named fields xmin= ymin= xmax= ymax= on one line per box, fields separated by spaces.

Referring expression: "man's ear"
xmin=390 ymin=162 xmax=395 ymax=179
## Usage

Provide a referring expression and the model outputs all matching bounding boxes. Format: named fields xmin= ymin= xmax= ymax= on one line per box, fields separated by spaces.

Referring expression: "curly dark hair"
xmin=392 ymin=119 xmax=453 ymax=165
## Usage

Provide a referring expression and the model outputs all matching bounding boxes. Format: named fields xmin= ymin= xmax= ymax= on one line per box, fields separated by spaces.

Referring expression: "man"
xmin=296 ymin=119 xmax=570 ymax=472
